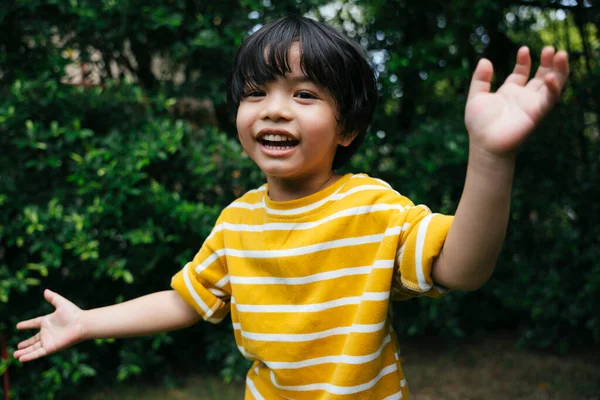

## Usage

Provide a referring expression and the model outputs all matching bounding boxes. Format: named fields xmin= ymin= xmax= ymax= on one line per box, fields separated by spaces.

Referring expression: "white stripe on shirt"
xmin=246 ymin=376 xmax=265 ymax=400
xmin=261 ymin=335 xmax=393 ymax=369
xmin=180 ymin=263 xmax=212 ymax=315
xmin=232 ymin=321 xmax=386 ymax=342
xmin=415 ymin=214 xmax=436 ymax=291
xmin=233 ymin=291 xmax=389 ymax=313
xmin=269 ymin=363 xmax=398 ymax=394
xmin=215 ymin=274 xmax=230 ymax=288
xmin=230 ymin=259 xmax=394 ymax=285
xmin=383 ymin=390 xmax=403 ymax=400
xmin=228 ymin=184 xmax=398 ymax=216
xmin=208 ymin=205 xmax=411 ymax=237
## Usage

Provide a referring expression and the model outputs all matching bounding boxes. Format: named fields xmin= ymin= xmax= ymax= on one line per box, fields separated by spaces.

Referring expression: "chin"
xmin=256 ymin=161 xmax=300 ymax=178
xmin=261 ymin=168 xmax=300 ymax=180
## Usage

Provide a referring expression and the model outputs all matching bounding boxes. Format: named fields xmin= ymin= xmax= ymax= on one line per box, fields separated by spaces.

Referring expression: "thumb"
xmin=44 ymin=289 xmax=68 ymax=309
xmin=468 ymin=58 xmax=494 ymax=100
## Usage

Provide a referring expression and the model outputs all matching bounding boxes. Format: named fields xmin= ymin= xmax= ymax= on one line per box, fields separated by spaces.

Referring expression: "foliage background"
xmin=1 ymin=0 xmax=598 ymax=398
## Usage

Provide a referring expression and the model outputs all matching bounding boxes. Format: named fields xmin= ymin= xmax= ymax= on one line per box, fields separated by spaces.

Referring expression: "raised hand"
xmin=465 ymin=46 xmax=569 ymax=157
xmin=13 ymin=289 xmax=86 ymax=362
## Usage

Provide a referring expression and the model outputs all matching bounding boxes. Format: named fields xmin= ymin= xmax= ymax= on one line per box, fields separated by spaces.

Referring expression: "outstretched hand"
xmin=465 ymin=46 xmax=569 ymax=157
xmin=13 ymin=289 xmax=86 ymax=362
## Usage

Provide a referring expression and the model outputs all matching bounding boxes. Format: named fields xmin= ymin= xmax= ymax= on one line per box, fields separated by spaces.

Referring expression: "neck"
xmin=266 ymin=172 xmax=341 ymax=201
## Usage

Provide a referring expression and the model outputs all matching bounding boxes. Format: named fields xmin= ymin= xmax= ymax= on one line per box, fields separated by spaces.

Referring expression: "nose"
xmin=259 ymin=92 xmax=293 ymax=122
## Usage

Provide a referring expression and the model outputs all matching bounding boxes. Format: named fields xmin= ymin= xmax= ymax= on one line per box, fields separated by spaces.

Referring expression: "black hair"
xmin=227 ymin=15 xmax=377 ymax=169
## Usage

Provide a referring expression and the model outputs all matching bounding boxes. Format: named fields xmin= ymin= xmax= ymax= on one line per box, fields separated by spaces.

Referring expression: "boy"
xmin=14 ymin=15 xmax=568 ymax=399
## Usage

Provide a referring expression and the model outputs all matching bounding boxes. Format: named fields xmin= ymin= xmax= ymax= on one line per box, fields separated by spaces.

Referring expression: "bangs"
xmin=234 ymin=30 xmax=298 ymax=91
xmin=228 ymin=17 xmax=346 ymax=109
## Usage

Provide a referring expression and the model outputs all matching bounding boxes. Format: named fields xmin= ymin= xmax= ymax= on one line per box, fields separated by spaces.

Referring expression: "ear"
xmin=338 ymin=132 xmax=358 ymax=147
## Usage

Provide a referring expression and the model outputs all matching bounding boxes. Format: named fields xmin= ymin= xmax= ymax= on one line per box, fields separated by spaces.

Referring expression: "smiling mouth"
xmin=257 ymin=133 xmax=299 ymax=150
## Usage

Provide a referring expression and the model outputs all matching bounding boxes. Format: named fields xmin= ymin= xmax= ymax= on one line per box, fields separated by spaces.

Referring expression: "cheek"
xmin=235 ymin=109 xmax=246 ymax=131
xmin=235 ymin=109 xmax=256 ymax=152
xmin=236 ymin=108 xmax=252 ymax=137
xmin=305 ymin=115 xmax=339 ymax=145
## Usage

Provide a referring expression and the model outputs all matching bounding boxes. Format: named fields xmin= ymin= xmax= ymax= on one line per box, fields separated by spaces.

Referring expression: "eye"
xmin=295 ymin=91 xmax=317 ymax=100
xmin=244 ymin=89 xmax=265 ymax=98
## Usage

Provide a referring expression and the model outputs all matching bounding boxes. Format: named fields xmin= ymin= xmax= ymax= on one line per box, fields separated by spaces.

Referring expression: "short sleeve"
xmin=392 ymin=205 xmax=453 ymax=300
xmin=171 ymin=217 xmax=231 ymax=323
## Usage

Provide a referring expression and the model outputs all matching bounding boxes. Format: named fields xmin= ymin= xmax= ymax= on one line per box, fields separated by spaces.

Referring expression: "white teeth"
xmin=262 ymin=134 xmax=294 ymax=142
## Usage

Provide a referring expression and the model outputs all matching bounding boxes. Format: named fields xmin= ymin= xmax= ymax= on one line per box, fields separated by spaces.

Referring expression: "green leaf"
xmin=122 ymin=270 xmax=134 ymax=284
xmin=27 ymin=263 xmax=49 ymax=277
xmin=24 ymin=278 xmax=41 ymax=286
xmin=70 ymin=153 xmax=84 ymax=164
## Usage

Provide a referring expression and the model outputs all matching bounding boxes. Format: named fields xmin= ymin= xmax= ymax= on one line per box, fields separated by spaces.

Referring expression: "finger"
xmin=551 ymin=50 xmax=569 ymax=91
xmin=44 ymin=289 xmax=69 ymax=309
xmin=18 ymin=346 xmax=48 ymax=363
xmin=468 ymin=58 xmax=494 ymax=99
xmin=14 ymin=339 xmax=42 ymax=357
xmin=534 ymin=51 xmax=569 ymax=106
xmin=527 ymin=46 xmax=556 ymax=92
xmin=544 ymin=72 xmax=563 ymax=99
xmin=17 ymin=332 xmax=40 ymax=349
xmin=534 ymin=46 xmax=556 ymax=78
xmin=44 ymin=289 xmax=58 ymax=307
xmin=16 ymin=316 xmax=42 ymax=330
xmin=504 ymin=46 xmax=531 ymax=86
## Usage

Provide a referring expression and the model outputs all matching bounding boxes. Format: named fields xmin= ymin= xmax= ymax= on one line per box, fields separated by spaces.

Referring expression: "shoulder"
xmin=343 ymin=173 xmax=397 ymax=192
xmin=217 ymin=184 xmax=267 ymax=222
xmin=341 ymin=173 xmax=414 ymax=206
xmin=231 ymin=184 xmax=268 ymax=205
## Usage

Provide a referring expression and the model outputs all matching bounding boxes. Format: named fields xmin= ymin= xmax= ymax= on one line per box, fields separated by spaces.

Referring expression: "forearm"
xmin=82 ymin=290 xmax=201 ymax=340
xmin=432 ymin=146 xmax=515 ymax=290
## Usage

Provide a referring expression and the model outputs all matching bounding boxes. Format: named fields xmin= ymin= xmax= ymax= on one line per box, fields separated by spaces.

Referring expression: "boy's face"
xmin=236 ymin=43 xmax=352 ymax=187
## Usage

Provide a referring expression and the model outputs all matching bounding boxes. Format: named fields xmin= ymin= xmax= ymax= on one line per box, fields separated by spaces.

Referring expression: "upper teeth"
xmin=262 ymin=134 xmax=293 ymax=141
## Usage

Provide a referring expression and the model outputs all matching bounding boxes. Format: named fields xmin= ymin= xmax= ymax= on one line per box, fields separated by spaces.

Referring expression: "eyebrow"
xmin=287 ymin=75 xmax=313 ymax=84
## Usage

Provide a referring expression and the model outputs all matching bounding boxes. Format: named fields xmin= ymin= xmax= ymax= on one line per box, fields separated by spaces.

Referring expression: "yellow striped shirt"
xmin=171 ymin=173 xmax=453 ymax=399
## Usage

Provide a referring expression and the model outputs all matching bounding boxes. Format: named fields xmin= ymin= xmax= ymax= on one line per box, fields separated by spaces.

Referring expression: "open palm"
xmin=465 ymin=46 xmax=569 ymax=156
xmin=13 ymin=289 xmax=85 ymax=362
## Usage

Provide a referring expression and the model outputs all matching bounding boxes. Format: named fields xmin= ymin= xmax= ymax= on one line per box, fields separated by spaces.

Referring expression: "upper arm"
xmin=170 ymin=217 xmax=231 ymax=323
xmin=394 ymin=205 xmax=454 ymax=298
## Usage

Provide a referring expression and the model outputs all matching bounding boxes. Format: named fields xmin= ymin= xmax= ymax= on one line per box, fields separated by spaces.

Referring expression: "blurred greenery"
xmin=1 ymin=0 xmax=598 ymax=399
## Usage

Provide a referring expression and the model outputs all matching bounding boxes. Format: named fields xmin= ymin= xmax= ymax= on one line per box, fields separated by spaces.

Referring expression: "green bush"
xmin=1 ymin=76 xmax=262 ymax=399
